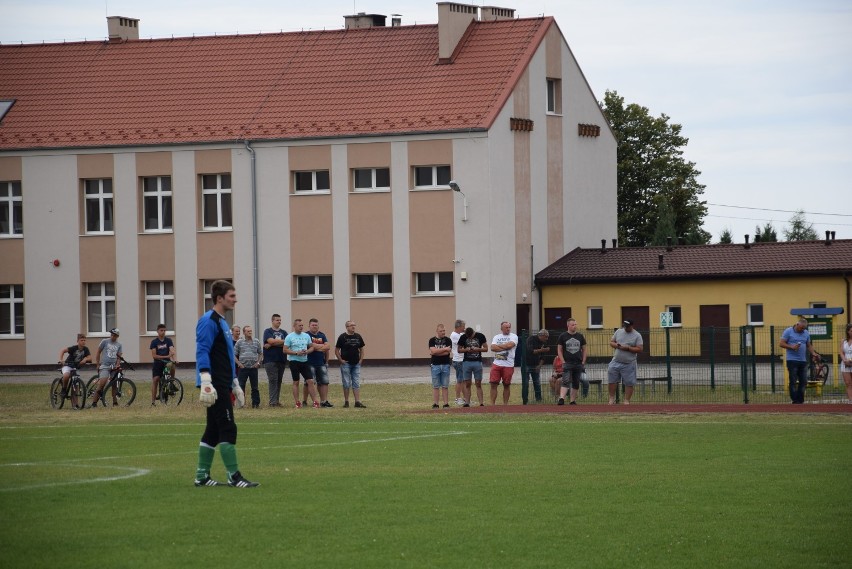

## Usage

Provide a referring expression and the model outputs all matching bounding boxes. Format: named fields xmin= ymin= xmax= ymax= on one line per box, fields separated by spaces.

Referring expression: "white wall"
xmin=172 ymin=150 xmax=198 ymax=363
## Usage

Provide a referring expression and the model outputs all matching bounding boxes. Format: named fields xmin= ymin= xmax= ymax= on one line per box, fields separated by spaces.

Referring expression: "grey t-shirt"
xmin=234 ymin=338 xmax=262 ymax=366
xmin=97 ymin=339 xmax=123 ymax=368
xmin=611 ymin=328 xmax=642 ymax=364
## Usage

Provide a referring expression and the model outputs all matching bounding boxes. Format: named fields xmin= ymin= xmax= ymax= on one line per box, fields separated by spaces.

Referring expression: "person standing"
xmin=335 ymin=321 xmax=366 ymax=408
xmin=839 ymin=323 xmax=852 ymax=403
xmin=150 ymin=323 xmax=177 ymax=406
xmin=234 ymin=325 xmax=263 ymax=409
xmin=284 ymin=319 xmax=319 ymax=408
xmin=57 ymin=334 xmax=92 ymax=397
xmin=429 ymin=324 xmax=453 ymax=408
xmin=522 ymin=329 xmax=550 ymax=404
xmin=307 ymin=318 xmax=334 ymax=407
xmin=459 ymin=327 xmax=488 ymax=406
xmin=557 ymin=318 xmax=587 ymax=406
xmin=194 ymin=280 xmax=256 ymax=488
xmin=780 ymin=318 xmax=817 ymax=404
xmin=231 ymin=325 xmax=241 ymax=346
xmin=607 ymin=319 xmax=643 ymax=405
xmin=262 ymin=314 xmax=287 ymax=407
xmin=450 ymin=319 xmax=466 ymax=405
xmin=89 ymin=328 xmax=122 ymax=407
xmin=489 ymin=322 xmax=518 ymax=405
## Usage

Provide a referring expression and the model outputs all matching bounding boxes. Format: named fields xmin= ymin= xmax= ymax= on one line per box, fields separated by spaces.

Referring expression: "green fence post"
xmin=520 ymin=330 xmax=529 ymax=404
xmin=740 ymin=327 xmax=749 ymax=404
xmin=770 ymin=325 xmax=776 ymax=393
xmin=665 ymin=327 xmax=672 ymax=393
xmin=750 ymin=326 xmax=757 ymax=391
xmin=710 ymin=327 xmax=716 ymax=390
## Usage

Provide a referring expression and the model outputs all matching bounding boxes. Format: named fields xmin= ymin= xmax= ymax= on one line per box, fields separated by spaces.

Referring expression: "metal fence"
xmin=517 ymin=325 xmax=849 ymax=404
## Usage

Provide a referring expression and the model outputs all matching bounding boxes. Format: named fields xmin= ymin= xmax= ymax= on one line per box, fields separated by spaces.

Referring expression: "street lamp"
xmin=449 ymin=180 xmax=468 ymax=222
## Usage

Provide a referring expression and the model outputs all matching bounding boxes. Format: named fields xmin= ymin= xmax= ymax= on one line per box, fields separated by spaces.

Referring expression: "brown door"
xmin=544 ymin=307 xmax=571 ymax=331
xmin=516 ymin=304 xmax=531 ymax=336
xmin=700 ymin=304 xmax=731 ymax=361
xmin=621 ymin=306 xmax=650 ymax=362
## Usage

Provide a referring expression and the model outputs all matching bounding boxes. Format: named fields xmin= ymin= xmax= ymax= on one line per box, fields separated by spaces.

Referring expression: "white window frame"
xmin=412 ymin=165 xmax=451 ymax=189
xmin=665 ymin=305 xmax=683 ymax=328
xmin=83 ymin=179 xmax=114 ymax=234
xmin=201 ymin=174 xmax=232 ymax=230
xmin=295 ymin=275 xmax=333 ymax=298
xmin=352 ymin=168 xmax=390 ymax=192
xmin=293 ymin=170 xmax=331 ymax=194
xmin=145 ymin=281 xmax=175 ymax=333
xmin=414 ymin=272 xmax=454 ymax=296
xmin=142 ymin=176 xmax=173 ymax=233
xmin=86 ymin=282 xmax=116 ymax=335
xmin=0 ymin=284 xmax=24 ymax=337
xmin=588 ymin=307 xmax=603 ymax=329
xmin=202 ymin=280 xmax=234 ymax=322
xmin=354 ymin=273 xmax=393 ymax=297
xmin=747 ymin=303 xmax=764 ymax=326
xmin=0 ymin=181 xmax=23 ymax=238
xmin=546 ymin=78 xmax=562 ymax=114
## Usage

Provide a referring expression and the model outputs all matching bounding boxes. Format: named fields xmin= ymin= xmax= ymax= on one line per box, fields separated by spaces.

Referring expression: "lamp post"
xmin=449 ymin=180 xmax=467 ymax=222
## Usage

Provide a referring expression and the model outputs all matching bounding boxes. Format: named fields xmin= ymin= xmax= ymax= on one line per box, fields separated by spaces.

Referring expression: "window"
xmin=145 ymin=281 xmax=175 ymax=333
xmin=142 ymin=176 xmax=172 ymax=232
xmin=353 ymin=168 xmax=390 ymax=191
xmin=413 ymin=166 xmax=451 ymax=188
xmin=415 ymin=272 xmax=453 ymax=295
xmin=588 ymin=307 xmax=603 ymax=329
xmin=294 ymin=170 xmax=330 ymax=193
xmin=546 ymin=78 xmax=562 ymax=114
xmin=296 ymin=275 xmax=333 ymax=298
xmin=747 ymin=304 xmax=764 ymax=326
xmin=0 ymin=181 xmax=23 ymax=237
xmin=810 ymin=302 xmax=827 ymax=310
xmin=0 ymin=284 xmax=24 ymax=336
xmin=665 ymin=305 xmax=683 ymax=327
xmin=201 ymin=174 xmax=232 ymax=229
xmin=86 ymin=282 xmax=116 ymax=334
xmin=83 ymin=179 xmax=114 ymax=234
xmin=355 ymin=274 xmax=392 ymax=296
xmin=202 ymin=280 xmax=234 ymax=322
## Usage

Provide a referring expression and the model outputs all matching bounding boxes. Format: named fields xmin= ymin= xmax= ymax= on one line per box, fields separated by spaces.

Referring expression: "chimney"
xmin=658 ymin=254 xmax=665 ymax=270
xmin=437 ymin=2 xmax=478 ymax=62
xmin=666 ymin=236 xmax=673 ymax=252
xmin=600 ymin=239 xmax=606 ymax=254
xmin=391 ymin=14 xmax=402 ymax=27
xmin=831 ymin=231 xmax=836 ymax=240
xmin=612 ymin=238 xmax=617 ymax=249
xmin=107 ymin=16 xmax=139 ymax=41
xmin=344 ymin=13 xmax=387 ymax=29
xmin=825 ymin=230 xmax=831 ymax=246
xmin=744 ymin=235 xmax=750 ymax=249
xmin=480 ymin=6 xmax=516 ymax=21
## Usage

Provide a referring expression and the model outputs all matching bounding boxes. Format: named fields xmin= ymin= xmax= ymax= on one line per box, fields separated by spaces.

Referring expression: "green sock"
xmin=219 ymin=443 xmax=239 ymax=478
xmin=195 ymin=444 xmax=215 ymax=480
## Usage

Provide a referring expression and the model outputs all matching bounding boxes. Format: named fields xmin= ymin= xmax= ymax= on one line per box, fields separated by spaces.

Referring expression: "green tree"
xmin=600 ymin=90 xmax=710 ymax=247
xmin=718 ymin=227 xmax=733 ymax=244
xmin=754 ymin=222 xmax=778 ymax=242
xmin=783 ymin=210 xmax=818 ymax=241
xmin=650 ymin=201 xmax=677 ymax=245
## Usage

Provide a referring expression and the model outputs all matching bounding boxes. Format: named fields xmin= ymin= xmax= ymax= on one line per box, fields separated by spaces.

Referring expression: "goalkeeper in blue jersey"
xmin=194 ymin=280 xmax=258 ymax=488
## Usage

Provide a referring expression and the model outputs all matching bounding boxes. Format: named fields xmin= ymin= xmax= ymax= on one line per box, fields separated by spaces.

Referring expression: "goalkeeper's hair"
xmin=211 ymin=280 xmax=234 ymax=304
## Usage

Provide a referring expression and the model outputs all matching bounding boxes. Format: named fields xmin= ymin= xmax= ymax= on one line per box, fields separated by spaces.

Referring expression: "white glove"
xmin=232 ymin=378 xmax=245 ymax=409
xmin=199 ymin=372 xmax=217 ymax=407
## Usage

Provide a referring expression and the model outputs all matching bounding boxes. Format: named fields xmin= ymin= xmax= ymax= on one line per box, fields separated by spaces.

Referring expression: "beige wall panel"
xmin=289 ymin=300 xmax=335 ymax=331
xmin=79 ymin=236 xmax=116 ymax=282
xmin=545 ymin=26 xmax=562 ymax=78
xmin=0 ymin=239 xmax=24 ymax=282
xmin=77 ymin=154 xmax=114 ymax=179
xmin=546 ymin=115 xmax=564 ymax=262
xmin=349 ymin=298 xmax=394 ymax=360
xmin=407 ymin=140 xmax=452 ymax=168
xmin=347 ymin=142 xmax=391 ymax=189
xmin=137 ymin=233 xmax=175 ymax=280
xmin=0 ymin=339 xmax=25 ymax=365
xmin=196 ymin=231 xmax=234 ymax=279
xmin=408 ymin=190 xmax=454 ymax=269
xmin=409 ymin=296 xmax=456 ymax=357
xmin=514 ymin=67 xmax=530 ymax=115
xmin=135 ymin=152 xmax=172 ymax=176
xmin=288 ymin=145 xmax=332 ymax=193
xmin=348 ymin=194 xmax=393 ymax=271
xmin=195 ymin=149 xmax=232 ymax=174
xmin=289 ymin=194 xmax=334 ymax=273
xmin=0 ymin=156 xmax=23 ymax=178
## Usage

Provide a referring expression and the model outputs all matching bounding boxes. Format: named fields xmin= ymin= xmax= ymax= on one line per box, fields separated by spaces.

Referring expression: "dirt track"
xmin=433 ymin=403 xmax=852 ymax=414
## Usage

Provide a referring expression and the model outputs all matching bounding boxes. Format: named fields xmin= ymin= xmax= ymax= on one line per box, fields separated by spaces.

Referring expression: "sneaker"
xmin=432 ymin=403 xmax=440 ymax=409
xmin=479 ymin=403 xmax=485 ymax=407
xmin=443 ymin=404 xmax=450 ymax=408
xmin=321 ymin=400 xmax=333 ymax=408
xmin=557 ymin=398 xmax=565 ymax=405
xmin=295 ymin=401 xmax=302 ymax=409
xmin=227 ymin=471 xmax=259 ymax=488
xmin=462 ymin=403 xmax=470 ymax=408
xmin=302 ymin=400 xmax=307 ymax=406
xmin=354 ymin=401 xmax=367 ymax=408
xmin=569 ymin=401 xmax=577 ymax=405
xmin=343 ymin=401 xmax=350 ymax=408
xmin=455 ymin=398 xmax=464 ymax=406
xmin=312 ymin=401 xmax=320 ymax=409
xmin=194 ymin=476 xmax=220 ymax=487
xmin=59 ymin=389 xmax=68 ymax=400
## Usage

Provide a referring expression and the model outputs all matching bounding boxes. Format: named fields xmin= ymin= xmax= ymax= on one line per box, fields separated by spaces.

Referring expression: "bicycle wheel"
xmin=69 ymin=377 xmax=87 ymax=410
xmin=50 ymin=378 xmax=65 ymax=410
xmin=159 ymin=378 xmax=184 ymax=406
xmin=85 ymin=376 xmax=104 ymax=407
xmin=104 ymin=377 xmax=137 ymax=407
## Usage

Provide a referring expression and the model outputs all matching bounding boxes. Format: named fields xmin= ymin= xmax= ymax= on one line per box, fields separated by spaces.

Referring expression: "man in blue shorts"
xmin=607 ymin=319 xmax=643 ymax=405
xmin=150 ymin=323 xmax=177 ymax=406
xmin=459 ymin=327 xmax=488 ymax=407
xmin=307 ymin=318 xmax=334 ymax=407
xmin=429 ymin=324 xmax=452 ymax=408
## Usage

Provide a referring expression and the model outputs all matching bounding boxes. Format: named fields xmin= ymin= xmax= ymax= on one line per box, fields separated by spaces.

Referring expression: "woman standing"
xmin=840 ymin=324 xmax=852 ymax=403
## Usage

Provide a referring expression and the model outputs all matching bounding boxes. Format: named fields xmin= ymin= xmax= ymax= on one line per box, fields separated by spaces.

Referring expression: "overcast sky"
xmin=3 ymin=0 xmax=850 ymax=241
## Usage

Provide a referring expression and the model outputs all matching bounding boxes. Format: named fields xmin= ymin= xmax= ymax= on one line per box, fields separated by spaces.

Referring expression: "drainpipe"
xmin=845 ymin=273 xmax=851 ymax=324
xmin=244 ymin=141 xmax=260 ymax=334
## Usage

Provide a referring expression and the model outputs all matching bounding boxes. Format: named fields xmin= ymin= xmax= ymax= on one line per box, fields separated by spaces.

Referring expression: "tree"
xmin=783 ymin=210 xmax=818 ymax=241
xmin=600 ymin=90 xmax=710 ymax=247
xmin=718 ymin=227 xmax=733 ymax=244
xmin=754 ymin=222 xmax=778 ymax=242
xmin=650 ymin=201 xmax=676 ymax=246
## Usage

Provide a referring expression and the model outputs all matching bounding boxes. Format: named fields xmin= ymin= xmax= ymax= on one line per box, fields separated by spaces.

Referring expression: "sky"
xmin=2 ymin=0 xmax=850 ymax=242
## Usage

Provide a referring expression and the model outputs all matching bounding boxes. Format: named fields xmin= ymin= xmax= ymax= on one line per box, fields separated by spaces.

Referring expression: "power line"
xmin=706 ymin=203 xmax=851 ymax=217
xmin=705 ymin=214 xmax=852 ymax=227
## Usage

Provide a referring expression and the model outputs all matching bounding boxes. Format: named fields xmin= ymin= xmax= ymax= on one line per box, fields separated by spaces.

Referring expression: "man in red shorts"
xmin=489 ymin=321 xmax=518 ymax=405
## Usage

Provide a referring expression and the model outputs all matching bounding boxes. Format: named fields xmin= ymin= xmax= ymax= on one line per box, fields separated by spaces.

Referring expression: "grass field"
xmin=1 ymin=382 xmax=850 ymax=569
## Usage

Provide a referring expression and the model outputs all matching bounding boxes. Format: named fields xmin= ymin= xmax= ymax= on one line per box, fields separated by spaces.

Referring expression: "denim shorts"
xmin=462 ymin=361 xmax=483 ymax=381
xmin=340 ymin=362 xmax=361 ymax=389
xmin=431 ymin=364 xmax=450 ymax=389
xmin=453 ymin=361 xmax=464 ymax=382
xmin=310 ymin=364 xmax=329 ymax=385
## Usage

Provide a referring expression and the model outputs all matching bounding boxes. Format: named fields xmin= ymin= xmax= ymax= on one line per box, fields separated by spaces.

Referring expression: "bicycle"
xmin=86 ymin=358 xmax=137 ymax=407
xmin=49 ymin=365 xmax=88 ymax=410
xmin=157 ymin=360 xmax=184 ymax=405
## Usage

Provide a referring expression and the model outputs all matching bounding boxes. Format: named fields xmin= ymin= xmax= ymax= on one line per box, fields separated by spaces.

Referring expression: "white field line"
xmin=0 ymin=463 xmax=150 ymax=492
xmin=0 ymin=430 xmax=426 ymax=441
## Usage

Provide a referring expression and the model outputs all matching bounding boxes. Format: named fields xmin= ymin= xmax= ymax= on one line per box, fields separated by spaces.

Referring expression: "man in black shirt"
xmin=428 ymin=324 xmax=453 ymax=408
xmin=556 ymin=318 xmax=587 ymax=405
xmin=522 ymin=329 xmax=550 ymax=404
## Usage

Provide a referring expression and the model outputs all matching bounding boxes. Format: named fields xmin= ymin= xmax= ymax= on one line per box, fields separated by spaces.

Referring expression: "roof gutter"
xmin=244 ymin=140 xmax=260 ymax=334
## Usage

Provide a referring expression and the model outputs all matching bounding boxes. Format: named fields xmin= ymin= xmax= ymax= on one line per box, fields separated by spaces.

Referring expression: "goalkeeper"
xmin=194 ymin=280 xmax=258 ymax=488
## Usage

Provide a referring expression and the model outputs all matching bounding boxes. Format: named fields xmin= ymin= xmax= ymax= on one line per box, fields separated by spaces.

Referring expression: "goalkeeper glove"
xmin=231 ymin=377 xmax=245 ymax=409
xmin=199 ymin=372 xmax=217 ymax=407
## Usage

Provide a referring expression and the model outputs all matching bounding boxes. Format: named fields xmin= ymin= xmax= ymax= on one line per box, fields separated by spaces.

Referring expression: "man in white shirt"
xmin=450 ymin=319 xmax=466 ymax=405
xmin=489 ymin=321 xmax=518 ymax=405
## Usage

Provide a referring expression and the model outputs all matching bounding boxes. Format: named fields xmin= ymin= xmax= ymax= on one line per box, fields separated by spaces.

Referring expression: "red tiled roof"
xmin=0 ymin=18 xmax=552 ymax=150
xmin=535 ymin=239 xmax=852 ymax=284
